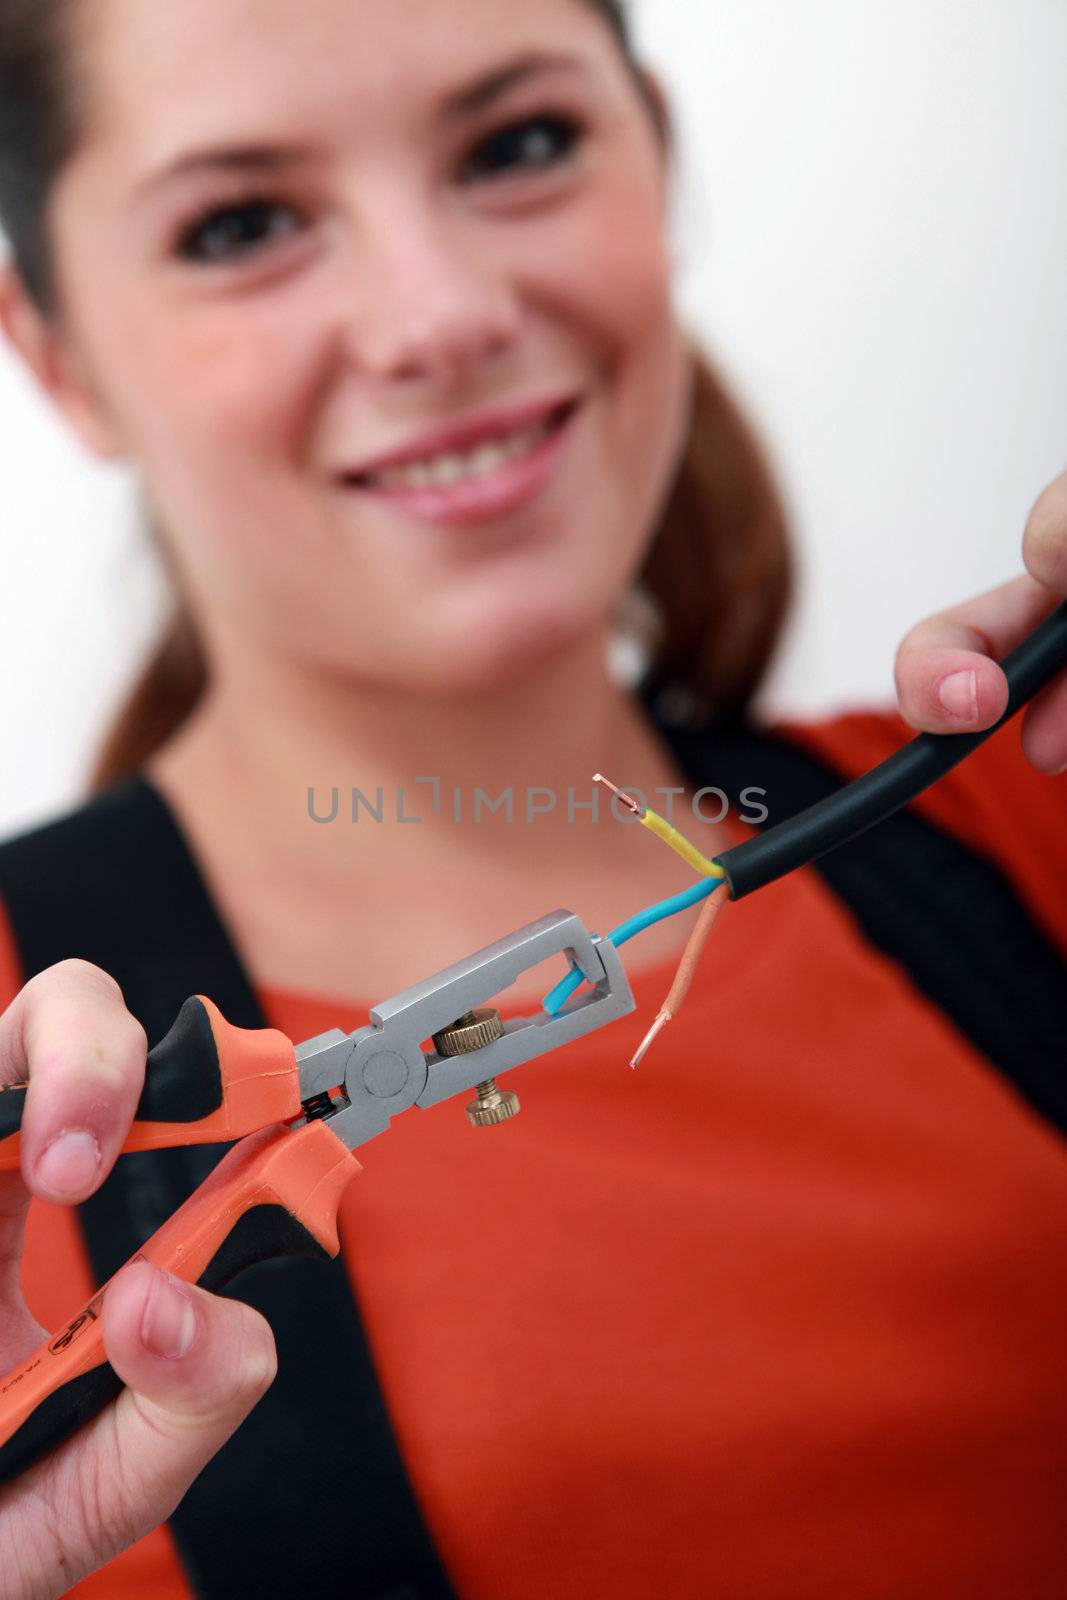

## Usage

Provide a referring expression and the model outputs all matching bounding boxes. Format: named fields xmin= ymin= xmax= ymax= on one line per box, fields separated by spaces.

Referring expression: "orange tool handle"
xmin=0 ymin=1118 xmax=361 ymax=1486
xmin=0 ymin=996 xmax=303 ymax=1172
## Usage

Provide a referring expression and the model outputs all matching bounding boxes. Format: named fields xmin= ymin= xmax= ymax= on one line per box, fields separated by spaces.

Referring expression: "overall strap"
xmin=0 ymin=776 xmax=456 ymax=1600
xmin=653 ymin=709 xmax=1067 ymax=1138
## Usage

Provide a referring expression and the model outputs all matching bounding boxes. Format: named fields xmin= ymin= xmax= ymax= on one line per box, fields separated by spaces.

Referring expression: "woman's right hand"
xmin=0 ymin=960 xmax=278 ymax=1600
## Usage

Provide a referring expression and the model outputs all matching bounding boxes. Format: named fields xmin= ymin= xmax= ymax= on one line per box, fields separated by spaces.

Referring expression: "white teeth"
xmin=427 ymin=453 xmax=467 ymax=487
xmin=369 ymin=418 xmax=553 ymax=491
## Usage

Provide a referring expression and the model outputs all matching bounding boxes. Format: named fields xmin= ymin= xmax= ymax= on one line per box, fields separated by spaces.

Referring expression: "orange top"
xmin=5 ymin=707 xmax=1067 ymax=1599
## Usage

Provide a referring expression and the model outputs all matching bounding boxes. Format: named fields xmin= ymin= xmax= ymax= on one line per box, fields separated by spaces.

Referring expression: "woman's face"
xmin=43 ymin=0 xmax=691 ymax=694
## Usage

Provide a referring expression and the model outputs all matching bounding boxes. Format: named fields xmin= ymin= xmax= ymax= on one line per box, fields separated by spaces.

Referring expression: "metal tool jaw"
xmin=294 ymin=910 xmax=634 ymax=1150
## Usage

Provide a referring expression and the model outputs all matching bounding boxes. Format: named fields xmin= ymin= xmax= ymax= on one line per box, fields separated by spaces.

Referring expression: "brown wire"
xmin=630 ymin=882 xmax=730 ymax=1068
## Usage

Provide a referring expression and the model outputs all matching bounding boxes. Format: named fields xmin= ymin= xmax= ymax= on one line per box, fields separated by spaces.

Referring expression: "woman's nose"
xmin=343 ymin=216 xmax=522 ymax=385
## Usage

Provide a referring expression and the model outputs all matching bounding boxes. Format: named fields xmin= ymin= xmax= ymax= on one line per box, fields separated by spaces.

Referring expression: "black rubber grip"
xmin=0 ymin=1203 xmax=329 ymax=1488
xmin=715 ymin=599 xmax=1067 ymax=898
xmin=0 ymin=1360 xmax=124 ymax=1486
xmin=0 ymin=1082 xmax=27 ymax=1143
xmin=136 ymin=996 xmax=224 ymax=1124
xmin=0 ymin=997 xmax=224 ymax=1154
xmin=199 ymin=1203 xmax=332 ymax=1295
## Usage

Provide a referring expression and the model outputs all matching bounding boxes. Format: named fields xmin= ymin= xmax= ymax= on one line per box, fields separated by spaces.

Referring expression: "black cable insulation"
xmin=713 ymin=599 xmax=1067 ymax=900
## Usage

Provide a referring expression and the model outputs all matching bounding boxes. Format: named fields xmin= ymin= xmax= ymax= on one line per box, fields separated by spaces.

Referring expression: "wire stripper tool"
xmin=0 ymin=909 xmax=633 ymax=1485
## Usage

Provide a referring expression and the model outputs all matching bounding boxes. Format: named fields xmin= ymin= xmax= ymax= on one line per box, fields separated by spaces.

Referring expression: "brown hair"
xmin=0 ymin=0 xmax=792 ymax=789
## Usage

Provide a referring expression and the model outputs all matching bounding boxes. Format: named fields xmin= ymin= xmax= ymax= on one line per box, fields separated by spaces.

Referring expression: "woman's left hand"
xmin=894 ymin=468 xmax=1067 ymax=775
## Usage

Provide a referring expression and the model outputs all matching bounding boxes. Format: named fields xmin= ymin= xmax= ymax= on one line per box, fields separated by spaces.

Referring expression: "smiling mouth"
xmin=343 ymin=400 xmax=579 ymax=493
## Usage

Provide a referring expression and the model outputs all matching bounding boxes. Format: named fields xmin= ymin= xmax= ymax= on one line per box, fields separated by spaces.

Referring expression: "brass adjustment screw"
xmin=431 ymin=1009 xmax=520 ymax=1129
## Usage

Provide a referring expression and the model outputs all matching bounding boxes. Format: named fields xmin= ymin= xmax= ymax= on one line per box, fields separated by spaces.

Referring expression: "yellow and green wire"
xmin=540 ymin=777 xmax=727 ymax=1016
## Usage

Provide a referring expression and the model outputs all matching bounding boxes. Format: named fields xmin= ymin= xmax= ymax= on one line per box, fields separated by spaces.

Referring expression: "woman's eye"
xmin=459 ymin=114 xmax=584 ymax=183
xmin=176 ymin=200 xmax=303 ymax=264
xmin=171 ymin=117 xmax=582 ymax=262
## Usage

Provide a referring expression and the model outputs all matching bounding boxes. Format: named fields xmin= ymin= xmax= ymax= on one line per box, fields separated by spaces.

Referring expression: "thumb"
xmin=103 ymin=1259 xmax=278 ymax=1454
xmin=7 ymin=1261 xmax=277 ymax=1597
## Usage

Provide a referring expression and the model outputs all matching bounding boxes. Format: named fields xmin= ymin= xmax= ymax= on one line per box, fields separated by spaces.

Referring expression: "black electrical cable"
xmin=713 ymin=599 xmax=1067 ymax=900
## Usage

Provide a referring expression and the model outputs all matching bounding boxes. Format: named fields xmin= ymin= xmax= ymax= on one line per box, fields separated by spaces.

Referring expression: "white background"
xmin=1 ymin=0 xmax=1065 ymax=836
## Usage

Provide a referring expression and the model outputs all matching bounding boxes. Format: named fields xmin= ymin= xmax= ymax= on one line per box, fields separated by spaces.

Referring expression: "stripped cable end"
xmin=630 ymin=1009 xmax=672 ymax=1070
xmin=593 ymin=772 xmax=644 ymax=819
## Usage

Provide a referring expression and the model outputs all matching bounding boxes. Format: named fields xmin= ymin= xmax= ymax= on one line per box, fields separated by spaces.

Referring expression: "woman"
xmin=0 ymin=1 xmax=1064 ymax=1595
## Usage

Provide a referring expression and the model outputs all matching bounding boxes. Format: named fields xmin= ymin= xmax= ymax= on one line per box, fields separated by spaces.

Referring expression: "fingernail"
xmin=141 ymin=1268 xmax=199 ymax=1361
xmin=35 ymin=1128 xmax=102 ymax=1199
xmin=937 ymin=669 xmax=979 ymax=723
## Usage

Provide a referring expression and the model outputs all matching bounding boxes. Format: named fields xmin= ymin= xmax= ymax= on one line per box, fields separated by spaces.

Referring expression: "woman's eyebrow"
xmin=131 ymin=51 xmax=589 ymax=203
xmin=440 ymin=49 xmax=590 ymax=119
xmin=131 ymin=143 xmax=315 ymax=204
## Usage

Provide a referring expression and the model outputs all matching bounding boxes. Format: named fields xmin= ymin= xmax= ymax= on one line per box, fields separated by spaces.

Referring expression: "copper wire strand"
xmin=594 ymin=772 xmax=724 ymax=879
xmin=630 ymin=882 xmax=730 ymax=1069
xmin=592 ymin=772 xmax=643 ymax=817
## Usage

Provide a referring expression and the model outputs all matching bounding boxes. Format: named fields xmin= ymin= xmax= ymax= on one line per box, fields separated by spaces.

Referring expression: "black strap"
xmin=649 ymin=703 xmax=1067 ymax=1137
xmin=0 ymin=776 xmax=456 ymax=1600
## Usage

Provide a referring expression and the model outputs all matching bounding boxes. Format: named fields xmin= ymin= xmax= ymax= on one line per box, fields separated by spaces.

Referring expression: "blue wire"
xmin=542 ymin=876 xmax=720 ymax=1016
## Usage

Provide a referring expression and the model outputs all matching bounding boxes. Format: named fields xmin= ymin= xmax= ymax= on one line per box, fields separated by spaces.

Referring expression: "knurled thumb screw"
xmin=431 ymin=1009 xmax=521 ymax=1128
